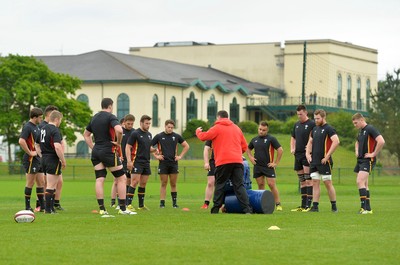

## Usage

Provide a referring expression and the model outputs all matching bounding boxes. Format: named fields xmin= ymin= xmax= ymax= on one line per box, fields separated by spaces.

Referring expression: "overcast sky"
xmin=1 ymin=0 xmax=399 ymax=80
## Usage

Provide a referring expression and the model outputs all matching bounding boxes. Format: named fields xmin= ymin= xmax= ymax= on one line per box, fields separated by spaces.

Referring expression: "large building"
xmin=130 ymin=39 xmax=378 ymax=120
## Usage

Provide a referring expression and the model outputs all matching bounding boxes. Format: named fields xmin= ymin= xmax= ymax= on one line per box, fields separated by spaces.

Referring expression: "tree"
xmin=369 ymin=68 xmax=400 ymax=166
xmin=0 ymin=54 xmax=92 ymax=163
xmin=328 ymin=111 xmax=358 ymax=150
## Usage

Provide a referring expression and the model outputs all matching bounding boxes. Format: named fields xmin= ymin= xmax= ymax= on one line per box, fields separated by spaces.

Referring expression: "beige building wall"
xmin=284 ymin=40 xmax=378 ymax=108
xmin=130 ymin=42 xmax=284 ymax=88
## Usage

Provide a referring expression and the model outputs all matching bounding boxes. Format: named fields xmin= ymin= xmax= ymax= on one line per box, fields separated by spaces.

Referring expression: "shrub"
xmin=266 ymin=120 xmax=284 ymax=134
xmin=328 ymin=111 xmax=358 ymax=140
xmin=182 ymin=119 xmax=210 ymax=139
xmin=281 ymin=115 xmax=298 ymax=134
xmin=238 ymin=121 xmax=258 ymax=134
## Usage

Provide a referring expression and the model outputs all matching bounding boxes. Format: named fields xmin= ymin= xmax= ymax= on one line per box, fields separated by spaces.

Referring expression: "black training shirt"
xmin=248 ymin=134 xmax=281 ymax=167
xmin=151 ymin=132 xmax=185 ymax=162
xmin=127 ymin=128 xmax=152 ymax=163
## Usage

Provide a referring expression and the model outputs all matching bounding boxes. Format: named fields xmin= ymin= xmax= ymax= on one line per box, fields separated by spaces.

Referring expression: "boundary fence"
xmin=2 ymin=164 xmax=399 ymax=185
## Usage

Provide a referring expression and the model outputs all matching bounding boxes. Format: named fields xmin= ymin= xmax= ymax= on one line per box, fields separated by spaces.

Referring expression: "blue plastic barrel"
xmin=224 ymin=190 xmax=275 ymax=214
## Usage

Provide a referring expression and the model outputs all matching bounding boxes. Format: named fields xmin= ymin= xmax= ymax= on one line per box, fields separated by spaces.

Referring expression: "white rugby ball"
xmin=14 ymin=210 xmax=35 ymax=223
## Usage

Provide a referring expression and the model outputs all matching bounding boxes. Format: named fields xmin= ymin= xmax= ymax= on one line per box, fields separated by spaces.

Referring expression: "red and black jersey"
xmin=310 ymin=123 xmax=337 ymax=166
xmin=39 ymin=124 xmax=62 ymax=157
xmin=357 ymin=124 xmax=381 ymax=160
xmin=86 ymin=111 xmax=120 ymax=152
xmin=151 ymin=132 xmax=185 ymax=162
xmin=248 ymin=134 xmax=281 ymax=167
xmin=19 ymin=121 xmax=40 ymax=155
xmin=127 ymin=128 xmax=152 ymax=163
xmin=292 ymin=119 xmax=315 ymax=154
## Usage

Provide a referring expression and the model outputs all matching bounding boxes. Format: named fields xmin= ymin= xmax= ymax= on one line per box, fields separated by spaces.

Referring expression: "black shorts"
xmin=294 ymin=153 xmax=310 ymax=171
xmin=310 ymin=163 xmax=332 ymax=175
xmin=42 ymin=155 xmax=62 ymax=175
xmin=207 ymin=160 xmax=216 ymax=176
xmin=132 ymin=161 xmax=151 ymax=175
xmin=91 ymin=148 xmax=122 ymax=168
xmin=354 ymin=158 xmax=376 ymax=173
xmin=22 ymin=155 xmax=43 ymax=174
xmin=158 ymin=161 xmax=179 ymax=174
xmin=253 ymin=165 xmax=276 ymax=178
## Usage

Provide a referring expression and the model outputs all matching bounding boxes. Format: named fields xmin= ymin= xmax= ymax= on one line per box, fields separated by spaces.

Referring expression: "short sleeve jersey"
xmin=19 ymin=121 xmax=40 ymax=157
xmin=292 ymin=119 xmax=316 ymax=154
xmin=121 ymin=127 xmax=134 ymax=160
xmin=310 ymin=123 xmax=337 ymax=165
xmin=205 ymin=140 xmax=214 ymax=162
xmin=248 ymin=134 xmax=281 ymax=167
xmin=39 ymin=124 xmax=62 ymax=157
xmin=38 ymin=120 xmax=63 ymax=143
xmin=151 ymin=132 xmax=184 ymax=162
xmin=357 ymin=124 xmax=381 ymax=160
xmin=85 ymin=111 xmax=120 ymax=152
xmin=38 ymin=120 xmax=48 ymax=130
xmin=38 ymin=120 xmax=48 ymax=142
xmin=127 ymin=128 xmax=153 ymax=163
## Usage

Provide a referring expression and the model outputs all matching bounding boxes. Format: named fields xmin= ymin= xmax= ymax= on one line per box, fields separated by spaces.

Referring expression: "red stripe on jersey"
xmin=109 ymin=126 xmax=116 ymax=153
xmin=368 ymin=135 xmax=376 ymax=161
xmin=269 ymin=145 xmax=275 ymax=162
xmin=158 ymin=143 xmax=162 ymax=155
xmin=27 ymin=133 xmax=35 ymax=151
xmin=131 ymin=141 xmax=138 ymax=162
xmin=324 ymin=135 xmax=332 ymax=156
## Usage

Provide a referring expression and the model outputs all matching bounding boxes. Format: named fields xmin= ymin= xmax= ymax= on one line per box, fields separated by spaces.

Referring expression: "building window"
xmin=77 ymin=94 xmax=89 ymax=105
xmin=170 ymin=96 xmax=176 ymax=122
xmin=357 ymin=78 xmax=362 ymax=110
xmin=186 ymin=92 xmax=198 ymax=122
xmin=152 ymin=94 xmax=159 ymax=127
xmin=76 ymin=140 xmax=88 ymax=158
xmin=207 ymin=94 xmax=218 ymax=124
xmin=230 ymin=97 xmax=239 ymax=124
xmin=337 ymin=74 xmax=342 ymax=107
xmin=117 ymin=93 xmax=129 ymax=120
xmin=347 ymin=76 xmax=352 ymax=109
xmin=366 ymin=79 xmax=371 ymax=110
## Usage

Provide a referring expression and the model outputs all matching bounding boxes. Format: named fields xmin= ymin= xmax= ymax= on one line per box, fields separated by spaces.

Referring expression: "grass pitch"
xmin=1 ymin=177 xmax=399 ymax=265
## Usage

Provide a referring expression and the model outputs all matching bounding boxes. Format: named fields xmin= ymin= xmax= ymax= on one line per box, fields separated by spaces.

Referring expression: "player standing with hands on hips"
xmin=352 ymin=113 xmax=385 ymax=214
xmin=196 ymin=110 xmax=252 ymax=214
xmin=306 ymin=109 xmax=339 ymax=213
xmin=152 ymin=119 xmax=190 ymax=208
xmin=18 ymin=107 xmax=45 ymax=212
xmin=84 ymin=98 xmax=136 ymax=216
xmin=37 ymin=111 xmax=66 ymax=214
xmin=246 ymin=121 xmax=283 ymax=211
xmin=125 ymin=115 xmax=157 ymax=211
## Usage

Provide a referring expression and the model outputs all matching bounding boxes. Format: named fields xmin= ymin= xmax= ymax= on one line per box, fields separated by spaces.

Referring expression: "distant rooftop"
xmin=153 ymin=41 xmax=215 ymax=47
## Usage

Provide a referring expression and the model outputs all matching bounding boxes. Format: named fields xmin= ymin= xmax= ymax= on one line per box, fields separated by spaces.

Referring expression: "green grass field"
xmin=1 ymin=176 xmax=400 ymax=265
xmin=1 ymin=133 xmax=399 ymax=264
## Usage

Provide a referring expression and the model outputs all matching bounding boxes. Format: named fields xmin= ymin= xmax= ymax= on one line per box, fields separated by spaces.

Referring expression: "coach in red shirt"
xmin=196 ymin=110 xmax=252 ymax=214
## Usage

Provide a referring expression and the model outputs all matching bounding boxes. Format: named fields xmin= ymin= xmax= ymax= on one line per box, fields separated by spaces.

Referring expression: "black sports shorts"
xmin=354 ymin=158 xmax=375 ymax=173
xmin=253 ymin=165 xmax=276 ymax=178
xmin=91 ymin=147 xmax=121 ymax=168
xmin=158 ymin=161 xmax=179 ymax=174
